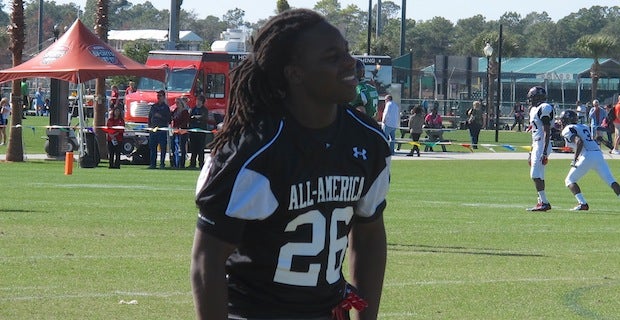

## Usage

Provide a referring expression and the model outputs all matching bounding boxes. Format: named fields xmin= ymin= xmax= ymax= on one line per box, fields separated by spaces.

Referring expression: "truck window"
xmin=196 ymin=71 xmax=205 ymax=96
xmin=137 ymin=68 xmax=197 ymax=92
xmin=168 ymin=69 xmax=197 ymax=92
xmin=137 ymin=77 xmax=165 ymax=91
xmin=206 ymin=73 xmax=226 ymax=99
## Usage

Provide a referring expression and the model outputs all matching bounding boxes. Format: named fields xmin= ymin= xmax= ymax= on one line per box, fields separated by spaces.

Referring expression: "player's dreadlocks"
xmin=209 ymin=9 xmax=326 ymax=154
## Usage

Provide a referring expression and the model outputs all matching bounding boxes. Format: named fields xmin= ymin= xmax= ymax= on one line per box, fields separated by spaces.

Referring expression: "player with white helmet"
xmin=559 ymin=110 xmax=620 ymax=210
xmin=526 ymin=86 xmax=554 ymax=211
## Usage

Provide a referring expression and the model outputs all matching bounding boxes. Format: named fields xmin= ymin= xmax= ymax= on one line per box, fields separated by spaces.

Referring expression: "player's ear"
xmin=284 ymin=64 xmax=304 ymax=85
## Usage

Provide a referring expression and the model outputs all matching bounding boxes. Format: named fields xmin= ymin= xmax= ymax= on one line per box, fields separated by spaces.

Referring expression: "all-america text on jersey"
xmin=288 ymin=176 xmax=366 ymax=210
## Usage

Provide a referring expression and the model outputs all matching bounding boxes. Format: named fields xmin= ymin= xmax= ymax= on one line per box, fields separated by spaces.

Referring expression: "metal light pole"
xmin=376 ymin=0 xmax=382 ymax=37
xmin=399 ymin=0 xmax=406 ymax=56
xmin=495 ymin=25 xmax=503 ymax=142
xmin=47 ymin=25 xmax=61 ymax=158
xmin=483 ymin=42 xmax=493 ymax=131
xmin=38 ymin=0 xmax=43 ymax=52
xmin=168 ymin=0 xmax=180 ymax=50
xmin=367 ymin=0 xmax=372 ymax=54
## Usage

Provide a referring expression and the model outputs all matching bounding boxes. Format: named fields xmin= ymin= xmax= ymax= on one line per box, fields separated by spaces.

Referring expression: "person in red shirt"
xmin=612 ymin=97 xmax=620 ymax=154
xmin=423 ymin=107 xmax=444 ymax=151
xmin=106 ymin=107 xmax=125 ymax=169
xmin=125 ymin=81 xmax=136 ymax=96
xmin=110 ymin=85 xmax=120 ymax=110
xmin=171 ymin=96 xmax=191 ymax=168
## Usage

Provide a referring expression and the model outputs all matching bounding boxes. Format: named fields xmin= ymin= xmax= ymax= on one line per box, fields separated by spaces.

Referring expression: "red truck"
xmin=121 ymin=50 xmax=248 ymax=163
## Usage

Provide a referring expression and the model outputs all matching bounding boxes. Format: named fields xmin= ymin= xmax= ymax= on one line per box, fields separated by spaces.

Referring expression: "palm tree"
xmin=575 ymin=35 xmax=617 ymax=101
xmin=6 ymin=0 xmax=25 ymax=162
xmin=93 ymin=0 xmax=109 ymax=159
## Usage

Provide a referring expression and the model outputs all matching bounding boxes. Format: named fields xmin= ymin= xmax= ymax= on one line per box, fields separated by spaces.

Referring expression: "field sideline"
xmin=1 ymin=155 xmax=620 ymax=319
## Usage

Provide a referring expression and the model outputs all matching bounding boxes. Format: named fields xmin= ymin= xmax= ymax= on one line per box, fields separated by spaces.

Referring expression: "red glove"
xmin=332 ymin=284 xmax=368 ymax=320
xmin=541 ymin=155 xmax=548 ymax=165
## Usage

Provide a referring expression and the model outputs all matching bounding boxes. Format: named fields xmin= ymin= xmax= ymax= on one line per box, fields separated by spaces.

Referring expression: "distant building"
xmin=108 ymin=30 xmax=203 ymax=51
xmin=418 ymin=56 xmax=620 ymax=110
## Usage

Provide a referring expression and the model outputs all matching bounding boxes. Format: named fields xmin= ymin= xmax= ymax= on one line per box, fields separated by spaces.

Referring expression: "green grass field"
xmin=1 ymin=115 xmax=619 ymax=318
xmin=1 ymin=155 xmax=619 ymax=319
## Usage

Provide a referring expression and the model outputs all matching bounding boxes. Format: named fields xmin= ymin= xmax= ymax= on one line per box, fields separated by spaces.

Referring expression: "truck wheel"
xmin=121 ymin=139 xmax=134 ymax=155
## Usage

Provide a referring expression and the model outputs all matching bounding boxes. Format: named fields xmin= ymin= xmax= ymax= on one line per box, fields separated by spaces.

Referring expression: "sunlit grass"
xmin=1 ymin=157 xmax=619 ymax=319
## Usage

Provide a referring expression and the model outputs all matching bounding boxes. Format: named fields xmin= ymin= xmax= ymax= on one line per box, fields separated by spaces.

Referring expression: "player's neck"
xmin=284 ymin=99 xmax=337 ymax=129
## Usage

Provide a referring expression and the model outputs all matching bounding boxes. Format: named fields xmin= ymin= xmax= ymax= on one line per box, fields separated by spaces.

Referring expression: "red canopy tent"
xmin=0 ymin=19 xmax=166 ymax=160
xmin=0 ymin=19 xmax=165 ymax=83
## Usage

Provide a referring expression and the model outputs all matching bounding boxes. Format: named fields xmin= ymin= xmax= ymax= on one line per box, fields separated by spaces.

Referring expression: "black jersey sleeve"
xmin=194 ymin=149 xmax=249 ymax=245
xmin=345 ymin=108 xmax=392 ymax=223
xmin=195 ymin=121 xmax=283 ymax=245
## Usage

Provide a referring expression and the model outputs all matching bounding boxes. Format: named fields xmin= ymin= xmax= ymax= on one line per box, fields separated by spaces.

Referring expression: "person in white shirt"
xmin=0 ymin=97 xmax=10 ymax=145
xmin=576 ymin=100 xmax=587 ymax=124
xmin=559 ymin=109 xmax=620 ymax=211
xmin=381 ymin=95 xmax=400 ymax=155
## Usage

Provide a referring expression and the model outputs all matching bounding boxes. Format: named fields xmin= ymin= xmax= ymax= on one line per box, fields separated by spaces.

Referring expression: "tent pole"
xmin=77 ymin=81 xmax=86 ymax=160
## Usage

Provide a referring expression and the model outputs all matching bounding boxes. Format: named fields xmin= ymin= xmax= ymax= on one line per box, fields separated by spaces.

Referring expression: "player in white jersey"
xmin=526 ymin=86 xmax=554 ymax=211
xmin=559 ymin=110 xmax=620 ymax=211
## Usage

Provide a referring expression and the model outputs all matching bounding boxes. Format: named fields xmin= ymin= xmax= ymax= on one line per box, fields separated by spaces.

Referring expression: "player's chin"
xmin=339 ymin=87 xmax=357 ymax=102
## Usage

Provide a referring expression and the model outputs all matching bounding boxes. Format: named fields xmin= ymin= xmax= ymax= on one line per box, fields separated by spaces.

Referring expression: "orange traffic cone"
xmin=65 ymin=151 xmax=74 ymax=175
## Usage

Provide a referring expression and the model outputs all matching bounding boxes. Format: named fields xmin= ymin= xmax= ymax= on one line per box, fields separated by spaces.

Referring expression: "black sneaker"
xmin=570 ymin=203 xmax=589 ymax=211
xmin=527 ymin=202 xmax=551 ymax=211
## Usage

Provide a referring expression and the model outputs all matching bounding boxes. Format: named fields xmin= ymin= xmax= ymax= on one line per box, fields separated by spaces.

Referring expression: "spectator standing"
xmin=171 ymin=96 xmax=190 ymax=168
xmin=526 ymin=86 xmax=554 ymax=211
xmin=43 ymin=98 xmax=50 ymax=116
xmin=110 ymin=85 xmax=120 ymax=110
xmin=34 ymin=87 xmax=45 ymax=116
xmin=602 ymin=104 xmax=615 ymax=146
xmin=105 ymin=107 xmax=125 ymax=169
xmin=576 ymin=100 xmax=587 ymax=124
xmin=20 ymin=79 xmax=29 ymax=118
xmin=381 ymin=94 xmax=400 ymax=155
xmin=511 ymin=102 xmax=525 ymax=131
xmin=148 ymin=90 xmax=171 ymax=169
xmin=466 ymin=100 xmax=484 ymax=149
xmin=125 ymin=81 xmax=136 ymax=96
xmin=188 ymin=95 xmax=210 ymax=169
xmin=559 ymin=110 xmax=620 ymax=210
xmin=0 ymin=97 xmax=10 ymax=145
xmin=406 ymin=106 xmax=424 ymax=156
xmin=190 ymin=9 xmax=390 ymax=320
xmin=612 ymin=97 xmax=620 ymax=155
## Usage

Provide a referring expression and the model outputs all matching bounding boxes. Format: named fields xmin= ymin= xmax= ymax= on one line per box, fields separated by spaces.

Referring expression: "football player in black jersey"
xmin=190 ymin=8 xmax=391 ymax=320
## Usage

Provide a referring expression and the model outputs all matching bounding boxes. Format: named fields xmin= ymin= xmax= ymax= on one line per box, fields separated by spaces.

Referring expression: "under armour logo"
xmin=353 ymin=147 xmax=367 ymax=160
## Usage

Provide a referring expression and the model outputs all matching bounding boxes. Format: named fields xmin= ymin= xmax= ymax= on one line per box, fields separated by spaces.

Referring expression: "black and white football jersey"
xmin=561 ymin=123 xmax=600 ymax=152
xmin=195 ymin=106 xmax=391 ymax=318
